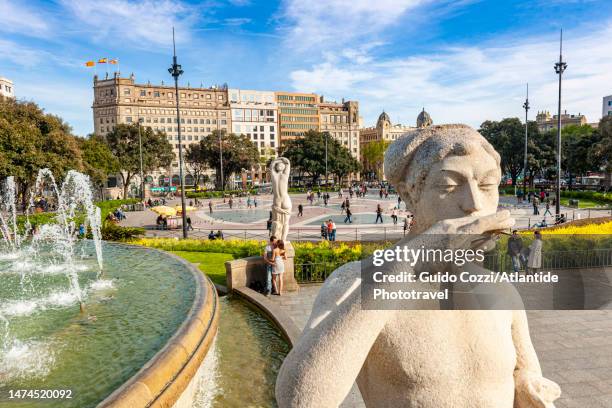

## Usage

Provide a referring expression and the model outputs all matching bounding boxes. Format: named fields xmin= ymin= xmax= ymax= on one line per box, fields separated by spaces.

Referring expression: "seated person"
xmin=208 ymin=230 xmax=216 ymax=240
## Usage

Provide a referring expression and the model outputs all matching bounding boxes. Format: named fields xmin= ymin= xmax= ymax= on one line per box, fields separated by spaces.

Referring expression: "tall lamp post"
xmin=522 ymin=83 xmax=530 ymax=200
xmin=218 ymin=130 xmax=224 ymax=194
xmin=168 ymin=28 xmax=188 ymax=239
xmin=137 ymin=118 xmax=145 ymax=202
xmin=324 ymin=132 xmax=328 ymax=190
xmin=554 ymin=29 xmax=567 ymax=217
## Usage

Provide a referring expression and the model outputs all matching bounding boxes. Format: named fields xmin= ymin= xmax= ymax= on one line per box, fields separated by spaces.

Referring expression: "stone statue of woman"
xmin=270 ymin=157 xmax=292 ymax=241
xmin=276 ymin=125 xmax=560 ymax=407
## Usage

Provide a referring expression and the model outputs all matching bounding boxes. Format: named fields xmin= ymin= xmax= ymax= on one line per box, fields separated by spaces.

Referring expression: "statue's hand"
xmin=514 ymin=372 xmax=561 ymax=408
xmin=420 ymin=210 xmax=515 ymax=251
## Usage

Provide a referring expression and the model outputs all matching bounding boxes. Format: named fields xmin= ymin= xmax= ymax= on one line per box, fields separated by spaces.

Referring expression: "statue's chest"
xmin=365 ymin=311 xmax=516 ymax=382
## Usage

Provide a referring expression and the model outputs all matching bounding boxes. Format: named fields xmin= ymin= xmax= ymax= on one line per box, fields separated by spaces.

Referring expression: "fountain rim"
xmin=97 ymin=242 xmax=220 ymax=408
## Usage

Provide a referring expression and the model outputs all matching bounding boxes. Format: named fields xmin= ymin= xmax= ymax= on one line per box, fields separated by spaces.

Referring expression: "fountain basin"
xmin=0 ymin=242 xmax=218 ymax=408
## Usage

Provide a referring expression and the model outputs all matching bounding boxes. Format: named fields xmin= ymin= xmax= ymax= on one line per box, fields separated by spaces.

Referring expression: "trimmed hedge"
xmin=186 ymin=189 xmax=256 ymax=199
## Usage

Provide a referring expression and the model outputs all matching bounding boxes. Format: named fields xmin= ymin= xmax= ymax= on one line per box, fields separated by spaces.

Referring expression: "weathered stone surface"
xmin=276 ymin=124 xmax=560 ymax=407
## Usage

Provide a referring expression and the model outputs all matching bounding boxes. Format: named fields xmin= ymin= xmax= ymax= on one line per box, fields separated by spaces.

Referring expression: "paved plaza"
xmin=120 ymin=191 xmax=611 ymax=241
xmin=265 ymin=283 xmax=612 ymax=408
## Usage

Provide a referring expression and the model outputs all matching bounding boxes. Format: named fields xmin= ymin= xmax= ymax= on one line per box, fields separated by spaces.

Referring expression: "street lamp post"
xmin=324 ymin=132 xmax=328 ymax=190
xmin=522 ymin=83 xmax=530 ymax=201
xmin=137 ymin=118 xmax=145 ymax=202
xmin=168 ymin=28 xmax=188 ymax=239
xmin=218 ymin=131 xmax=224 ymax=194
xmin=554 ymin=29 xmax=567 ymax=217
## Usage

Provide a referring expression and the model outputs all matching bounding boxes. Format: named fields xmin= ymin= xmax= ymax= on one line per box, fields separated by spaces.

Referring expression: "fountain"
xmin=0 ymin=169 xmax=203 ymax=407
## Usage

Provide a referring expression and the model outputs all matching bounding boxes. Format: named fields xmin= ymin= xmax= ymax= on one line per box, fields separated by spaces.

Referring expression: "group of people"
xmin=320 ymin=219 xmax=337 ymax=241
xmin=507 ymin=229 xmax=544 ymax=274
xmin=106 ymin=208 xmax=126 ymax=223
xmin=263 ymin=235 xmax=287 ymax=296
xmin=208 ymin=230 xmax=224 ymax=240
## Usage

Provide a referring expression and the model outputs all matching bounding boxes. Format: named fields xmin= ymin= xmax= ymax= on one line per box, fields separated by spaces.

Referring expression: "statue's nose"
xmin=460 ymin=182 xmax=483 ymax=215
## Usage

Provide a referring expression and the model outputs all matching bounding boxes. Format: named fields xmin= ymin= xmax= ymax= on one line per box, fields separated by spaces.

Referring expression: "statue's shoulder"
xmin=304 ymin=261 xmax=361 ymax=331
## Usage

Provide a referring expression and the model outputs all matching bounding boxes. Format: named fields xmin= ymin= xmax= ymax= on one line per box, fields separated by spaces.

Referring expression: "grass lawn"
xmin=170 ymin=251 xmax=234 ymax=286
xmin=559 ymin=198 xmax=610 ymax=208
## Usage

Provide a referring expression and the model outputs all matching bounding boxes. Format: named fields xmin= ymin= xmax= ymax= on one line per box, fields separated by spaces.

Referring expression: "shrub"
xmin=102 ymin=223 xmax=145 ymax=241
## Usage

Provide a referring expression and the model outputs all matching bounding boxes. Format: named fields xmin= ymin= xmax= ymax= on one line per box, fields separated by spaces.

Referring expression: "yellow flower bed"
xmin=538 ymin=221 xmax=612 ymax=235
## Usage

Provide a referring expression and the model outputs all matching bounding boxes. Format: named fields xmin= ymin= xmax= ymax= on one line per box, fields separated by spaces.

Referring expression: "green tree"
xmin=479 ymin=118 xmax=537 ymax=186
xmin=79 ymin=134 xmax=120 ymax=193
xmin=361 ymin=140 xmax=390 ymax=180
xmin=0 ymin=98 xmax=83 ymax=207
xmin=556 ymin=125 xmax=601 ymax=189
xmin=196 ymin=130 xmax=259 ymax=189
xmin=280 ymin=130 xmax=359 ymax=185
xmin=185 ymin=142 xmax=209 ymax=189
xmin=590 ymin=116 xmax=612 ymax=174
xmin=104 ymin=124 xmax=174 ymax=198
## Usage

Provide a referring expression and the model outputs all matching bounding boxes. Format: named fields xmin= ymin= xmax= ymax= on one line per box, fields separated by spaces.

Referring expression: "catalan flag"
xmin=109 ymin=59 xmax=118 ymax=65
xmin=85 ymin=61 xmax=95 ymax=67
xmin=98 ymin=58 xmax=107 ymax=63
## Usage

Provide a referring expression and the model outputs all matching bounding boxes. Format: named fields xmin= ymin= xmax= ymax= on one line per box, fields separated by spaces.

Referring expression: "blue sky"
xmin=2 ymin=0 xmax=611 ymax=136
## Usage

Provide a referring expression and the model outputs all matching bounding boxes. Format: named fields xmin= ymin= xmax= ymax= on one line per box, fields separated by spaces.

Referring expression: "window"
xmin=260 ymin=126 xmax=264 ymax=131
xmin=218 ymin=95 xmax=223 ymax=100
xmin=206 ymin=94 xmax=211 ymax=99
xmin=270 ymin=141 xmax=275 ymax=147
xmin=221 ymin=120 xmax=227 ymax=125
xmin=140 ymin=90 xmax=146 ymax=96
xmin=608 ymin=101 xmax=612 ymax=106
xmin=124 ymin=89 xmax=130 ymax=95
xmin=270 ymin=126 xmax=275 ymax=132
xmin=154 ymin=91 xmax=160 ymax=97
xmin=168 ymin=92 xmax=174 ymax=98
xmin=126 ymin=116 xmax=133 ymax=123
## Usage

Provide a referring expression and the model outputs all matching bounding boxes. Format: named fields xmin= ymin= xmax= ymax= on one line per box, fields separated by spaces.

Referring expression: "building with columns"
xmin=92 ymin=73 xmax=230 ymax=188
xmin=0 ymin=77 xmax=14 ymax=99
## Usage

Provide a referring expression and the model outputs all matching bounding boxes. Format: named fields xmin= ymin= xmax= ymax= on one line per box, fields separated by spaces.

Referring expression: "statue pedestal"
xmin=225 ymin=242 xmax=298 ymax=293
xmin=282 ymin=242 xmax=299 ymax=292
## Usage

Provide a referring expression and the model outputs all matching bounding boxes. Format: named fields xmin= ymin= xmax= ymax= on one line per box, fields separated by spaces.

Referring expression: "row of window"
xmin=277 ymin=95 xmax=315 ymax=102
xmin=125 ymin=117 xmax=226 ymax=125
xmin=130 ymin=108 xmax=226 ymax=117
xmin=123 ymin=88 xmax=224 ymax=101
xmin=282 ymin=123 xmax=318 ymax=129
xmin=280 ymin=115 xmax=318 ymax=123
xmin=230 ymin=93 xmax=275 ymax=103
xmin=232 ymin=109 xmax=275 ymax=120
xmin=279 ymin=108 xmax=318 ymax=115
xmin=233 ymin=125 xmax=275 ymax=133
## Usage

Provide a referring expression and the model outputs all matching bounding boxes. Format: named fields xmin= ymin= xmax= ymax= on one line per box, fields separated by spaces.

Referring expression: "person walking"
xmin=344 ymin=207 xmax=352 ymax=223
xmin=340 ymin=200 xmax=346 ymax=214
xmin=254 ymin=197 xmax=258 ymax=207
xmin=330 ymin=220 xmax=337 ymax=241
xmin=379 ymin=189 xmax=383 ymax=199
xmin=208 ymin=200 xmax=213 ymax=214
xmin=527 ymin=231 xmax=543 ymax=275
xmin=263 ymin=236 xmax=277 ymax=296
xmin=375 ymin=204 xmax=383 ymax=224
xmin=298 ymin=203 xmax=303 ymax=217
xmin=507 ymin=230 xmax=524 ymax=273
xmin=532 ymin=196 xmax=539 ymax=215
xmin=543 ymin=200 xmax=552 ymax=217
xmin=321 ymin=221 xmax=328 ymax=240
xmin=272 ymin=240 xmax=287 ymax=295
xmin=247 ymin=196 xmax=252 ymax=209
xmin=228 ymin=197 xmax=233 ymax=209
xmin=391 ymin=208 xmax=398 ymax=225
xmin=186 ymin=216 xmax=194 ymax=231
xmin=403 ymin=217 xmax=409 ymax=236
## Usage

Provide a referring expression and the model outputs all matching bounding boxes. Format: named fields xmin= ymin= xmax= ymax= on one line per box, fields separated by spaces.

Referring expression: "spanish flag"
xmin=110 ymin=59 xmax=118 ymax=65
xmin=98 ymin=58 xmax=107 ymax=63
xmin=85 ymin=61 xmax=95 ymax=67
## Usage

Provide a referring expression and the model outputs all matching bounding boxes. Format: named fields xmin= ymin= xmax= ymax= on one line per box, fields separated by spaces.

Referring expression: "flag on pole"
xmin=109 ymin=59 xmax=118 ymax=64
xmin=98 ymin=58 xmax=107 ymax=63
xmin=85 ymin=61 xmax=95 ymax=67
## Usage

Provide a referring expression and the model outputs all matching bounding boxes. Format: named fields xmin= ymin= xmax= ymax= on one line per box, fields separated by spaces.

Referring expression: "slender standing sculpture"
xmin=270 ymin=157 xmax=292 ymax=241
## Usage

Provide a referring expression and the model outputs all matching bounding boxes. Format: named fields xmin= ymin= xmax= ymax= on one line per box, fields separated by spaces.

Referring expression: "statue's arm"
xmin=275 ymin=286 xmax=392 ymax=408
xmin=512 ymin=310 xmax=561 ymax=407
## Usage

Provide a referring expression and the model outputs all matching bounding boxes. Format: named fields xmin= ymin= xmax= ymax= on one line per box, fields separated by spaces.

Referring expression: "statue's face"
xmin=275 ymin=162 xmax=286 ymax=172
xmin=412 ymin=144 xmax=500 ymax=231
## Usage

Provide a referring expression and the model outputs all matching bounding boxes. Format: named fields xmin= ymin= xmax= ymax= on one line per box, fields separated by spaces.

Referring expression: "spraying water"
xmin=0 ymin=168 xmax=104 ymax=376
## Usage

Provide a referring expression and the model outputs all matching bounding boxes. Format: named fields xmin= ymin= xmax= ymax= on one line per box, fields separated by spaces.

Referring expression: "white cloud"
xmin=224 ymin=17 xmax=252 ymax=27
xmin=60 ymin=0 xmax=201 ymax=47
xmin=290 ymin=23 xmax=612 ymax=128
xmin=0 ymin=0 xmax=49 ymax=36
xmin=279 ymin=0 xmax=426 ymax=51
